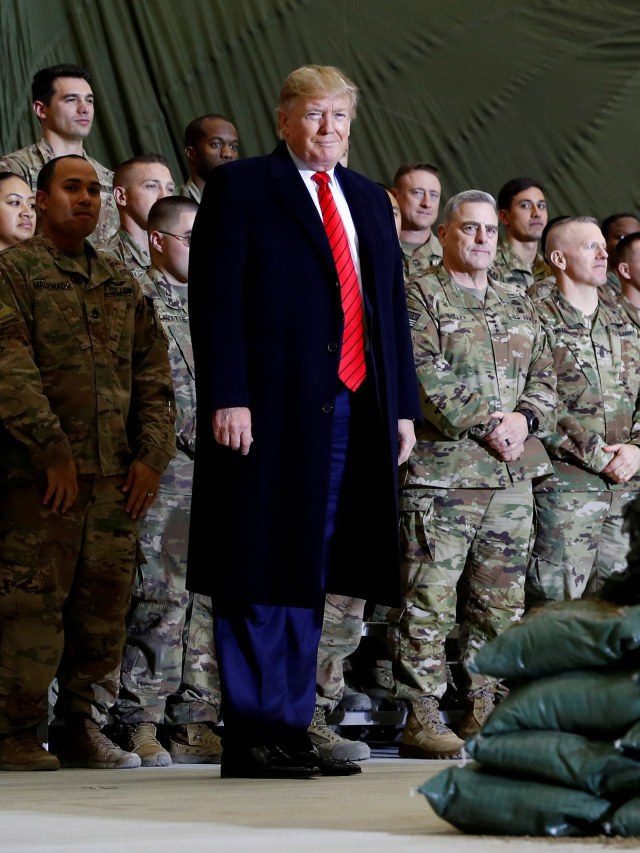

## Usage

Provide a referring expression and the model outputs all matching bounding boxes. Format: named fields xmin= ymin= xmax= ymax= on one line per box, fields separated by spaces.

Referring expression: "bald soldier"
xmin=0 ymin=155 xmax=175 ymax=771
xmin=527 ymin=217 xmax=640 ymax=605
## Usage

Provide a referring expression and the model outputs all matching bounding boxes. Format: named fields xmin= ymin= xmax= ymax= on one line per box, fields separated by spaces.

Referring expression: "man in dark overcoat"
xmin=187 ymin=64 xmax=420 ymax=778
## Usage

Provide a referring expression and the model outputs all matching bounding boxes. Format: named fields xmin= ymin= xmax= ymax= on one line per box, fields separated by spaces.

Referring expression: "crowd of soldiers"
xmin=0 ymin=61 xmax=639 ymax=772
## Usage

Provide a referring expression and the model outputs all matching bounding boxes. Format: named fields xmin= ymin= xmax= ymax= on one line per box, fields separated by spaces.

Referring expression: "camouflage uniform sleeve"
xmin=541 ymin=398 xmax=613 ymax=473
xmin=128 ymin=284 xmax=176 ymax=473
xmin=406 ymin=278 xmax=496 ymax=440
xmin=514 ymin=304 xmax=557 ymax=430
xmin=0 ymin=153 xmax=30 ymax=184
xmin=0 ymin=263 xmax=72 ymax=467
xmin=537 ymin=321 xmax=613 ymax=473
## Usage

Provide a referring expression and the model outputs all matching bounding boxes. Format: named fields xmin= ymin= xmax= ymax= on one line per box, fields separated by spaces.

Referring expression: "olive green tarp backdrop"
xmin=1 ymin=0 xmax=639 ymax=220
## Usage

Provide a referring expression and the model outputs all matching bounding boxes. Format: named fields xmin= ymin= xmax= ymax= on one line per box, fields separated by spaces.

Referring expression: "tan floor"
xmin=0 ymin=757 xmax=631 ymax=852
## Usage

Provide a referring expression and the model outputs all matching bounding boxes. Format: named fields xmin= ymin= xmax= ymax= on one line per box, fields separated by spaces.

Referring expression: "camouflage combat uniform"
xmin=315 ymin=594 xmax=366 ymax=712
xmin=0 ymin=234 xmax=175 ymax=735
xmin=104 ymin=229 xmax=152 ymax=284
xmin=114 ymin=267 xmax=220 ymax=726
xmin=0 ymin=138 xmax=119 ymax=249
xmin=391 ymin=267 xmax=556 ymax=701
xmin=527 ymin=284 xmax=640 ymax=606
xmin=400 ymin=233 xmax=442 ymax=282
xmin=491 ymin=239 xmax=551 ymax=289
xmin=599 ymin=270 xmax=622 ymax=309
xmin=177 ymin=179 xmax=201 ymax=204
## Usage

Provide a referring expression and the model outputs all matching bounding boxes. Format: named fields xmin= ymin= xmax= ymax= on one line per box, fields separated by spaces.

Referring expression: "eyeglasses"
xmin=158 ymin=231 xmax=191 ymax=247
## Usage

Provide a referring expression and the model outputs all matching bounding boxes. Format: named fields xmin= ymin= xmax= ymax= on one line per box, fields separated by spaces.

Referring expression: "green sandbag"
xmin=466 ymin=730 xmax=640 ymax=797
xmin=419 ymin=763 xmax=611 ymax=836
xmin=608 ymin=795 xmax=640 ymax=837
xmin=469 ymin=600 xmax=640 ymax=679
xmin=616 ymin=719 xmax=640 ymax=757
xmin=481 ymin=669 xmax=640 ymax=738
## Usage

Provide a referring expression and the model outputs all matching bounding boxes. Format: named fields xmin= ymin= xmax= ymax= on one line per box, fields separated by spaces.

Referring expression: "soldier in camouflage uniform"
xmin=177 ymin=115 xmax=239 ymax=204
xmin=392 ymin=190 xmax=556 ymax=759
xmin=615 ymin=232 xmax=640 ymax=317
xmin=0 ymin=156 xmax=175 ymax=771
xmin=113 ymin=196 xmax=222 ymax=766
xmin=527 ymin=217 xmax=640 ymax=607
xmin=491 ymin=177 xmax=551 ymax=288
xmin=391 ymin=162 xmax=443 ymax=281
xmin=106 ymin=154 xmax=175 ymax=283
xmin=310 ymin=594 xmax=370 ymax=761
xmin=0 ymin=64 xmax=118 ymax=250
xmin=600 ymin=212 xmax=640 ymax=305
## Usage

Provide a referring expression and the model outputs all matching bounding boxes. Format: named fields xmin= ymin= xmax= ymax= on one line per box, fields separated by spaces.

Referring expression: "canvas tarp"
xmin=1 ymin=0 xmax=639 ymax=219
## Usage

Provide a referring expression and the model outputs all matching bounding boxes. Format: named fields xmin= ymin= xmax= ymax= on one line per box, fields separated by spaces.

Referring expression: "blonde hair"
xmin=544 ymin=216 xmax=599 ymax=262
xmin=277 ymin=65 xmax=359 ymax=119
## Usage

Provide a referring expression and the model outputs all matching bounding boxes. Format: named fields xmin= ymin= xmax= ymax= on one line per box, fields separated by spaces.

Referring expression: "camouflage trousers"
xmin=390 ymin=481 xmax=533 ymax=701
xmin=526 ymin=488 xmax=638 ymax=607
xmin=0 ymin=473 xmax=138 ymax=734
xmin=114 ymin=491 xmax=220 ymax=725
xmin=316 ymin=594 xmax=365 ymax=711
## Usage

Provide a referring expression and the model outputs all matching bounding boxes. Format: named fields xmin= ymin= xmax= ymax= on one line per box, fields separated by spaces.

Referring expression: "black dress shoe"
xmin=294 ymin=747 xmax=362 ymax=777
xmin=220 ymin=744 xmax=321 ymax=779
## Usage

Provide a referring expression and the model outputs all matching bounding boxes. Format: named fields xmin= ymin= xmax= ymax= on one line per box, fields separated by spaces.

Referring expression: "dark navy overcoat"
xmin=186 ymin=142 xmax=420 ymax=610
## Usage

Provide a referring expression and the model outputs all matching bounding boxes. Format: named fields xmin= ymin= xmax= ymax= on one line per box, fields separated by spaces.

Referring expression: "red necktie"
xmin=312 ymin=171 xmax=366 ymax=391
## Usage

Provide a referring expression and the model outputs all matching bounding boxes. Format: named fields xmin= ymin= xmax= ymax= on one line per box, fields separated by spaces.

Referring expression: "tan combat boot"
xmin=399 ymin=696 xmax=464 ymax=759
xmin=0 ymin=730 xmax=60 ymax=771
xmin=122 ymin=722 xmax=172 ymax=767
xmin=56 ymin=717 xmax=141 ymax=769
xmin=308 ymin=705 xmax=370 ymax=761
xmin=167 ymin=723 xmax=222 ymax=764
xmin=458 ymin=690 xmax=495 ymax=740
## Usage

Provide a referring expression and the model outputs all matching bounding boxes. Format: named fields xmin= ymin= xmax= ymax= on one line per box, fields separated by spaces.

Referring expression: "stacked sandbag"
xmin=418 ymin=600 xmax=640 ymax=837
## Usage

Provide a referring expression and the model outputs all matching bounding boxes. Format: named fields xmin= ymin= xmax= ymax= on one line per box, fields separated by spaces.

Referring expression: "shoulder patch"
xmin=407 ymin=309 xmax=421 ymax=328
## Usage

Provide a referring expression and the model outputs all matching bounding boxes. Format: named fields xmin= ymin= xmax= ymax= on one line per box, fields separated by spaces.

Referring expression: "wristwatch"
xmin=517 ymin=408 xmax=539 ymax=435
